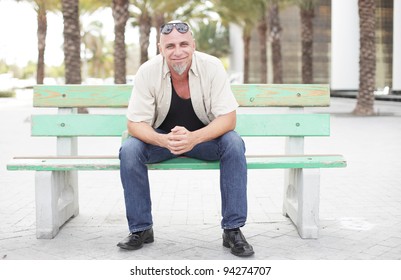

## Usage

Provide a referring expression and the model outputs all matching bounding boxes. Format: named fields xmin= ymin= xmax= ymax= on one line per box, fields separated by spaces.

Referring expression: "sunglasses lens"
xmin=176 ymin=23 xmax=189 ymax=33
xmin=161 ymin=23 xmax=189 ymax=34
xmin=161 ymin=24 xmax=174 ymax=34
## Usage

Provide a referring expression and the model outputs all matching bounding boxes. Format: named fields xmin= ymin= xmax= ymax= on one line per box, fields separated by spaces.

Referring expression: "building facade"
xmin=230 ymin=0 xmax=400 ymax=92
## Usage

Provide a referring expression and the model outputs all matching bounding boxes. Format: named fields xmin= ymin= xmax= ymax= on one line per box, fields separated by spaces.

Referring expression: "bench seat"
xmin=7 ymin=154 xmax=346 ymax=171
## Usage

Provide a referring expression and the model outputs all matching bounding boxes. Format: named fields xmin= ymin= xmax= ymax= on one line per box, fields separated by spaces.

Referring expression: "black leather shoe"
xmin=117 ymin=228 xmax=154 ymax=250
xmin=223 ymin=229 xmax=254 ymax=257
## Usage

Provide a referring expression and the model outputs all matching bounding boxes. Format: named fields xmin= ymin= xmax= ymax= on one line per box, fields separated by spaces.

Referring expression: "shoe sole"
xmin=223 ymin=239 xmax=255 ymax=257
xmin=117 ymin=236 xmax=154 ymax=250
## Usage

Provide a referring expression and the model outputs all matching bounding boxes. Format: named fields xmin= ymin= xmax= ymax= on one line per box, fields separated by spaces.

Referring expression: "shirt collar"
xmin=190 ymin=52 xmax=199 ymax=77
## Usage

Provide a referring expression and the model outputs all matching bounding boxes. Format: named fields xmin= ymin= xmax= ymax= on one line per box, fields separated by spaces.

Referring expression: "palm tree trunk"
xmin=269 ymin=2 xmax=283 ymax=84
xmin=353 ymin=0 xmax=376 ymax=116
xmin=112 ymin=0 xmax=129 ymax=84
xmin=139 ymin=12 xmax=152 ymax=64
xmin=300 ymin=6 xmax=314 ymax=84
xmin=36 ymin=3 xmax=47 ymax=85
xmin=243 ymin=32 xmax=251 ymax=84
xmin=62 ymin=0 xmax=81 ymax=84
xmin=154 ymin=13 xmax=164 ymax=55
xmin=257 ymin=10 xmax=268 ymax=83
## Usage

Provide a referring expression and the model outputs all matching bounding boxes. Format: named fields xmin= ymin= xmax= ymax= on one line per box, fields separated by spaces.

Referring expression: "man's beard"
xmin=172 ymin=63 xmax=188 ymax=75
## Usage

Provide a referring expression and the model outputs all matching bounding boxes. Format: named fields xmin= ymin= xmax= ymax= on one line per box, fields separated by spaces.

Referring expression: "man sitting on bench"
xmin=118 ymin=20 xmax=254 ymax=257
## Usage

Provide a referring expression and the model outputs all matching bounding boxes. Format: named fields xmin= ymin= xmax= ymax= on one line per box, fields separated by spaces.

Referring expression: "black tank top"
xmin=158 ymin=83 xmax=205 ymax=132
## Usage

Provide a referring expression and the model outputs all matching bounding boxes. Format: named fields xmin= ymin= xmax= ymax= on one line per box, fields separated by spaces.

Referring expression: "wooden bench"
xmin=7 ymin=84 xmax=346 ymax=239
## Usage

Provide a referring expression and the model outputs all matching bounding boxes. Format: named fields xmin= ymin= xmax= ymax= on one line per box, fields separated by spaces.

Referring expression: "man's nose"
xmin=173 ymin=47 xmax=183 ymax=56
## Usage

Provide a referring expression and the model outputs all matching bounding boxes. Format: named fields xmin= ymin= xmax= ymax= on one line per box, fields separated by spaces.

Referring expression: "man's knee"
xmin=220 ymin=131 xmax=246 ymax=154
xmin=119 ymin=136 xmax=146 ymax=163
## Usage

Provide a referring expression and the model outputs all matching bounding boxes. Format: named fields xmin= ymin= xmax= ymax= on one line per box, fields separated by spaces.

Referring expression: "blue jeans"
xmin=119 ymin=130 xmax=248 ymax=233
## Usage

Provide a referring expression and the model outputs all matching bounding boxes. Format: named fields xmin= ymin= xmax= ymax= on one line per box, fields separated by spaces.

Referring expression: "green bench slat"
xmin=233 ymin=84 xmax=330 ymax=107
xmin=32 ymin=115 xmax=127 ymax=137
xmin=236 ymin=114 xmax=330 ymax=136
xmin=31 ymin=114 xmax=330 ymax=137
xmin=7 ymin=155 xmax=346 ymax=171
xmin=33 ymin=84 xmax=330 ymax=108
xmin=33 ymin=85 xmax=132 ymax=108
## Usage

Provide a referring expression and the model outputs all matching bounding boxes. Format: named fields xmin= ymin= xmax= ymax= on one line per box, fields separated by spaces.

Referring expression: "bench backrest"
xmin=32 ymin=84 xmax=331 ymax=138
xmin=34 ymin=84 xmax=329 ymax=108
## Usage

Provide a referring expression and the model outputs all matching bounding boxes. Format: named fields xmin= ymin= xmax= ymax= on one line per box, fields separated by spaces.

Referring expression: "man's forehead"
xmin=160 ymin=30 xmax=194 ymax=45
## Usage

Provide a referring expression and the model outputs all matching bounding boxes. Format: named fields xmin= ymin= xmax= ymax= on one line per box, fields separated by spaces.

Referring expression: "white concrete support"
xmin=33 ymin=107 xmax=80 ymax=239
xmin=35 ymin=171 xmax=78 ymax=239
xmin=283 ymin=107 xmax=319 ymax=238
xmin=393 ymin=0 xmax=401 ymax=91
xmin=57 ymin=108 xmax=79 ymax=220
xmin=283 ymin=108 xmax=304 ymax=218
xmin=331 ymin=0 xmax=359 ymax=90
xmin=283 ymin=136 xmax=304 ymax=215
xmin=283 ymin=168 xmax=320 ymax=239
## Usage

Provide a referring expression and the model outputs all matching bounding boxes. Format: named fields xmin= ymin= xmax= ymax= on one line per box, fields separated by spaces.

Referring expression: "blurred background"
xmin=0 ymin=0 xmax=399 ymax=115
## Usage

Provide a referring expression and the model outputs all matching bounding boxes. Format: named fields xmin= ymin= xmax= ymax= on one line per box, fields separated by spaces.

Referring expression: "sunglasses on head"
xmin=160 ymin=22 xmax=190 ymax=35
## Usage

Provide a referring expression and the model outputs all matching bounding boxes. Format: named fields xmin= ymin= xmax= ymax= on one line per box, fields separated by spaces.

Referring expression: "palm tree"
xmin=131 ymin=0 xmax=153 ymax=64
xmin=26 ymin=0 xmax=108 ymax=85
xmin=353 ymin=0 xmax=376 ymax=116
xmin=153 ymin=11 xmax=164 ymax=55
xmin=80 ymin=0 xmax=110 ymax=81
xmin=257 ymin=2 xmax=268 ymax=83
xmin=215 ymin=0 xmax=264 ymax=83
xmin=112 ymin=0 xmax=129 ymax=84
xmin=36 ymin=0 xmax=47 ymax=84
xmin=193 ymin=20 xmax=230 ymax=59
xmin=21 ymin=0 xmax=59 ymax=84
xmin=295 ymin=0 xmax=317 ymax=84
xmin=62 ymin=0 xmax=81 ymax=84
xmin=82 ymin=21 xmax=113 ymax=79
xmin=268 ymin=0 xmax=283 ymax=83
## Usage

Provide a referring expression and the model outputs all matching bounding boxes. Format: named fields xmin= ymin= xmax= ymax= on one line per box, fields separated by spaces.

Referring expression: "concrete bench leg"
xmin=283 ymin=168 xmax=320 ymax=239
xmin=35 ymin=170 xmax=79 ymax=239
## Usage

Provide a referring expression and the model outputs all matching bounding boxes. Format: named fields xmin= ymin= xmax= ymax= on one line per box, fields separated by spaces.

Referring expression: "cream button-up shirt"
xmin=126 ymin=51 xmax=238 ymax=129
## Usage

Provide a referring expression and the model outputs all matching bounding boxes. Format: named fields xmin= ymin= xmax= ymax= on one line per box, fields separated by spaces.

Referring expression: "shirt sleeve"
xmin=126 ymin=69 xmax=155 ymax=126
xmin=209 ymin=59 xmax=239 ymax=118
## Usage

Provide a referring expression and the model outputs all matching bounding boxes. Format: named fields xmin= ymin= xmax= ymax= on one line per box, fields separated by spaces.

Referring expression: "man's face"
xmin=159 ymin=29 xmax=196 ymax=75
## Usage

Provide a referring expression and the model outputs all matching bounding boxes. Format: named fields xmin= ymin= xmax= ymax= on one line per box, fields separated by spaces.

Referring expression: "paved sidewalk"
xmin=1 ymin=90 xmax=401 ymax=260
